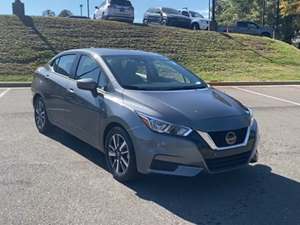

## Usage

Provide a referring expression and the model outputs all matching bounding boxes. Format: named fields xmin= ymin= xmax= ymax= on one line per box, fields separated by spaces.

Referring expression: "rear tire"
xmin=34 ymin=96 xmax=52 ymax=134
xmin=105 ymin=126 xmax=139 ymax=182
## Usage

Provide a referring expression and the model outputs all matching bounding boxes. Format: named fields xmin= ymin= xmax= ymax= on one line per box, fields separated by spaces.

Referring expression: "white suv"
xmin=180 ymin=10 xmax=210 ymax=30
xmin=94 ymin=0 xmax=134 ymax=23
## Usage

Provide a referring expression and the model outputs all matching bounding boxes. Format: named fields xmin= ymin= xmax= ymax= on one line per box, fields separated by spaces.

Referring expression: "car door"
xmin=248 ymin=22 xmax=260 ymax=35
xmin=148 ymin=8 xmax=162 ymax=24
xmin=65 ymin=54 xmax=106 ymax=147
xmin=236 ymin=21 xmax=248 ymax=34
xmin=45 ymin=54 xmax=78 ymax=129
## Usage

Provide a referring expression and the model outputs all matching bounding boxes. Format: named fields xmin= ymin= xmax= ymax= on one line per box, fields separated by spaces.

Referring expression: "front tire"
xmin=262 ymin=32 xmax=272 ymax=38
xmin=105 ymin=126 xmax=139 ymax=182
xmin=34 ymin=96 xmax=52 ymax=134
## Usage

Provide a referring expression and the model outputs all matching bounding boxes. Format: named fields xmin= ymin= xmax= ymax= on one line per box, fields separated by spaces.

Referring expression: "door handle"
xmin=68 ymin=88 xmax=74 ymax=93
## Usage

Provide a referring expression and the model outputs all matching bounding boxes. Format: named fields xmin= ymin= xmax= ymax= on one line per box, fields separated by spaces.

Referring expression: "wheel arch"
xmin=102 ymin=120 xmax=132 ymax=150
xmin=32 ymin=93 xmax=42 ymax=106
xmin=191 ymin=22 xmax=200 ymax=29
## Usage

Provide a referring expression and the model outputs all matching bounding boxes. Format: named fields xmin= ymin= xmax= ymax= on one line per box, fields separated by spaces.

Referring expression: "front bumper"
xmin=130 ymin=119 xmax=259 ymax=176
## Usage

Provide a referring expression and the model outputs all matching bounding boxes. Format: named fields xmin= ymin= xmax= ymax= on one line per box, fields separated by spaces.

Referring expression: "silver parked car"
xmin=94 ymin=0 xmax=134 ymax=23
xmin=180 ymin=9 xmax=210 ymax=30
xmin=219 ymin=21 xmax=273 ymax=37
xmin=32 ymin=48 xmax=259 ymax=181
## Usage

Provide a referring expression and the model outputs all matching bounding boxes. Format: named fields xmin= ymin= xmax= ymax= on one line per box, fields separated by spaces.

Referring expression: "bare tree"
xmin=58 ymin=9 xmax=73 ymax=17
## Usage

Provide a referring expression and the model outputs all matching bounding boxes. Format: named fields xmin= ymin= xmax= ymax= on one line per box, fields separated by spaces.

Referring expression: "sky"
xmin=0 ymin=0 xmax=210 ymax=22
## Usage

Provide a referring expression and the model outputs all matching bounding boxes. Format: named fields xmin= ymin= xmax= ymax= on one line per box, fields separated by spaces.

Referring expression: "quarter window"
xmin=181 ymin=11 xmax=190 ymax=17
xmin=53 ymin=54 xmax=77 ymax=77
xmin=52 ymin=57 xmax=60 ymax=73
xmin=76 ymin=55 xmax=101 ymax=82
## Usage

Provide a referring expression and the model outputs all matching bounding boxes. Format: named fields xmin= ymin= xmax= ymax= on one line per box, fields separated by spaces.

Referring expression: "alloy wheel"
xmin=35 ymin=99 xmax=46 ymax=130
xmin=107 ymin=134 xmax=130 ymax=176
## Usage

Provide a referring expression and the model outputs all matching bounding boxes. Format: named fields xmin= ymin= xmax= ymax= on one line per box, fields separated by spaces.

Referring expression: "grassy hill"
xmin=1 ymin=15 xmax=300 ymax=82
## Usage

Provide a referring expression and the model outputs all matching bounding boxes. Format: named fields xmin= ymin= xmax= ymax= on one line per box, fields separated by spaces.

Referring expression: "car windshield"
xmin=110 ymin=0 xmax=132 ymax=7
xmin=103 ymin=55 xmax=207 ymax=91
xmin=162 ymin=7 xmax=180 ymax=15
xmin=190 ymin=11 xmax=204 ymax=18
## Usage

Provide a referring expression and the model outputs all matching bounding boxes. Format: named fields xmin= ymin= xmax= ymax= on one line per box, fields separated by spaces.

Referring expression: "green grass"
xmin=1 ymin=15 xmax=300 ymax=82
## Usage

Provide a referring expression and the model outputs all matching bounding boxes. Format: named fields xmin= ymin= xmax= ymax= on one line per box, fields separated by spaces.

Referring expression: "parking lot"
xmin=0 ymin=85 xmax=300 ymax=225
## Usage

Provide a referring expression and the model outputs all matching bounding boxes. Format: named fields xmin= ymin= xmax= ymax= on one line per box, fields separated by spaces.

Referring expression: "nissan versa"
xmin=31 ymin=48 xmax=259 ymax=181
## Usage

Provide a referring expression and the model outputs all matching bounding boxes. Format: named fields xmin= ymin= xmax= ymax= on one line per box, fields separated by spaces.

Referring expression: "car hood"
xmin=123 ymin=87 xmax=251 ymax=132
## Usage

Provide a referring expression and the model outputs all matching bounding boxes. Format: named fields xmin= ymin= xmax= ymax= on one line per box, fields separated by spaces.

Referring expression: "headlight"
xmin=247 ymin=107 xmax=253 ymax=118
xmin=137 ymin=112 xmax=192 ymax=137
xmin=246 ymin=107 xmax=254 ymax=126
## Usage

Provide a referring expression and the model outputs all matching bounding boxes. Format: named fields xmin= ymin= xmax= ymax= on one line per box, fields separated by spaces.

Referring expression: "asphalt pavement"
xmin=0 ymin=86 xmax=300 ymax=225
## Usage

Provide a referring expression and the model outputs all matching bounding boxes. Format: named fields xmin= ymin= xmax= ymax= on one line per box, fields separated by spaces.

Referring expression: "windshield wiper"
xmin=163 ymin=85 xmax=206 ymax=90
xmin=123 ymin=85 xmax=206 ymax=91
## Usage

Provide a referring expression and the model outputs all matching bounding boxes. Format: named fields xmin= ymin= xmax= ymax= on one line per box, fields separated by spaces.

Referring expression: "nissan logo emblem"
xmin=225 ymin=132 xmax=237 ymax=145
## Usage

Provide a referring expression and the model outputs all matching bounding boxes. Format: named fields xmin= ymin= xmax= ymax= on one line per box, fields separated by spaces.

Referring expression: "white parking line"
xmin=0 ymin=87 xmax=30 ymax=90
xmin=233 ymin=87 xmax=300 ymax=106
xmin=0 ymin=88 xmax=10 ymax=99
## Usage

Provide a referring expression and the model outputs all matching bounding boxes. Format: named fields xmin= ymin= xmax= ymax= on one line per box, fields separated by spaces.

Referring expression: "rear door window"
xmin=53 ymin=54 xmax=77 ymax=77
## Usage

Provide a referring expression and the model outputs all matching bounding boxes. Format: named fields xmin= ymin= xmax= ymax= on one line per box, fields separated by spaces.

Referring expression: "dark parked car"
xmin=219 ymin=21 xmax=273 ymax=37
xmin=32 ymin=48 xmax=259 ymax=181
xmin=143 ymin=7 xmax=191 ymax=29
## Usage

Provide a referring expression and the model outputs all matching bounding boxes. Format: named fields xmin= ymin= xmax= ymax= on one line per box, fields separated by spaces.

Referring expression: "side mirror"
xmin=77 ymin=78 xmax=97 ymax=92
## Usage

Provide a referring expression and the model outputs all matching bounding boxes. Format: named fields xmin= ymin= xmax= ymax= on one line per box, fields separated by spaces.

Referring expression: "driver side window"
xmin=75 ymin=55 xmax=101 ymax=83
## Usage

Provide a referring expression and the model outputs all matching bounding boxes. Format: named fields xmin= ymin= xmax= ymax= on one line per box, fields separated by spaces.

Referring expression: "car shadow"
xmin=45 ymin=126 xmax=300 ymax=225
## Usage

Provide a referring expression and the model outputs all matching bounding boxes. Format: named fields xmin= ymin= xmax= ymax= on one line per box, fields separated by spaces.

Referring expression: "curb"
xmin=208 ymin=81 xmax=300 ymax=86
xmin=0 ymin=82 xmax=32 ymax=88
xmin=1 ymin=81 xmax=300 ymax=88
